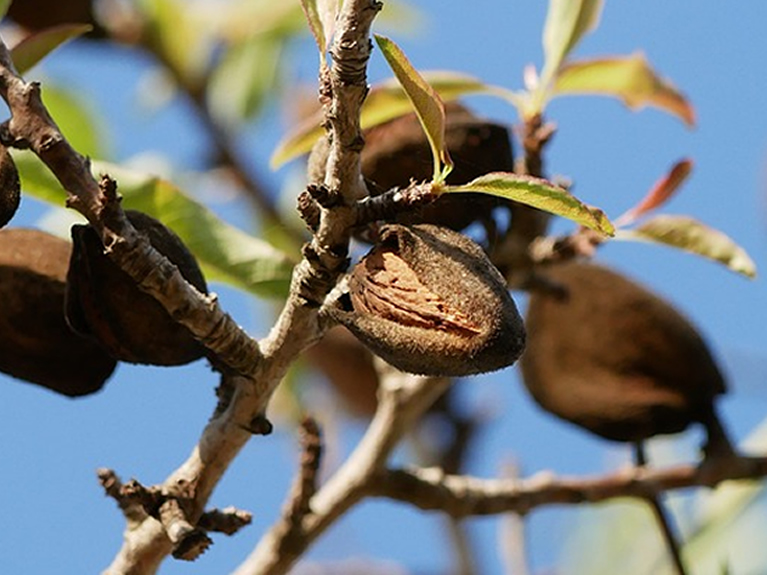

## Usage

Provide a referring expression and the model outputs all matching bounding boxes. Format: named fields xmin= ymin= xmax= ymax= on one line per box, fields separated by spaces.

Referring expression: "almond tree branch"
xmin=491 ymin=115 xmax=556 ymax=288
xmin=368 ymin=455 xmax=767 ymax=517
xmin=0 ymin=44 xmax=262 ymax=378
xmin=233 ymin=364 xmax=451 ymax=575
xmin=0 ymin=0 xmax=379 ymax=569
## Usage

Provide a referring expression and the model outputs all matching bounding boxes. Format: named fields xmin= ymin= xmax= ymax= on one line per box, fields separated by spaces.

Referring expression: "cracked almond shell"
xmin=0 ymin=228 xmax=116 ymax=396
xmin=331 ymin=223 xmax=525 ymax=376
xmin=66 ymin=210 xmax=208 ymax=366
xmin=520 ymin=261 xmax=726 ymax=443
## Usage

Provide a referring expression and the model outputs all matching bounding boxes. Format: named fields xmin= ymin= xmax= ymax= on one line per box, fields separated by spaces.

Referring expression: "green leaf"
xmin=14 ymin=153 xmax=294 ymax=298
xmin=270 ymin=71 xmax=509 ymax=168
xmin=10 ymin=24 xmax=92 ymax=74
xmin=444 ymin=171 xmax=614 ymax=235
xmin=616 ymin=215 xmax=756 ymax=278
xmin=0 ymin=0 xmax=11 ymax=19
xmin=554 ymin=53 xmax=696 ymax=127
xmin=374 ymin=34 xmax=452 ymax=183
xmin=139 ymin=0 xmax=215 ymax=89
xmin=207 ymin=35 xmax=284 ymax=127
xmin=615 ymin=158 xmax=693 ymax=227
xmin=300 ymin=0 xmax=326 ymax=54
xmin=541 ymin=0 xmax=604 ymax=86
xmin=300 ymin=0 xmax=338 ymax=54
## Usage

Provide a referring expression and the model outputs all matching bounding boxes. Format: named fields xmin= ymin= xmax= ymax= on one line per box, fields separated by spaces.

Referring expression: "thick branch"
xmin=369 ymin=455 xmax=767 ymax=517
xmin=100 ymin=0 xmax=379 ymax=570
xmin=0 ymin=42 xmax=262 ymax=378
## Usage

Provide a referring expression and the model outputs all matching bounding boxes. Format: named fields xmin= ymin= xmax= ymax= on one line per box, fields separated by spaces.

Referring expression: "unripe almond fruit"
xmin=331 ymin=223 xmax=525 ymax=377
xmin=521 ymin=261 xmax=729 ymax=449
xmin=0 ymin=146 xmax=21 ymax=229
xmin=0 ymin=228 xmax=116 ymax=396
xmin=66 ymin=210 xmax=208 ymax=366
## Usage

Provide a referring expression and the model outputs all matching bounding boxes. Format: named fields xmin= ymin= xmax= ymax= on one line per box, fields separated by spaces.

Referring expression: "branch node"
xmin=307 ymin=183 xmax=342 ymax=209
xmin=243 ymin=413 xmax=274 ymax=436
xmin=198 ymin=506 xmax=253 ymax=536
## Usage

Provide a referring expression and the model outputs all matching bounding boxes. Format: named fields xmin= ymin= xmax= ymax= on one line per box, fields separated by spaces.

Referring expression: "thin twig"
xmin=368 ymin=455 xmax=767 ymax=517
xmin=272 ymin=417 xmax=323 ymax=565
xmin=233 ymin=364 xmax=451 ymax=575
xmin=497 ymin=460 xmax=531 ymax=575
xmin=634 ymin=443 xmax=688 ymax=575
xmin=490 ymin=114 xmax=556 ymax=287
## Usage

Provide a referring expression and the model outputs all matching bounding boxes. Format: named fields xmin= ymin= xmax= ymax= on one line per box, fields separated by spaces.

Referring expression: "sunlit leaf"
xmin=554 ymin=53 xmax=696 ymax=127
xmin=541 ymin=0 xmax=603 ymax=85
xmin=617 ymin=215 xmax=756 ymax=278
xmin=0 ymin=0 xmax=11 ymax=19
xmin=374 ymin=34 xmax=452 ymax=183
xmin=14 ymin=153 xmax=294 ymax=298
xmin=139 ymin=0 xmax=215 ymax=89
xmin=207 ymin=35 xmax=283 ymax=127
xmin=10 ymin=24 xmax=92 ymax=74
xmin=301 ymin=0 xmax=326 ymax=54
xmin=615 ymin=159 xmax=693 ymax=227
xmin=270 ymin=71 xmax=511 ymax=168
xmin=300 ymin=0 xmax=338 ymax=54
xmin=444 ymin=171 xmax=614 ymax=235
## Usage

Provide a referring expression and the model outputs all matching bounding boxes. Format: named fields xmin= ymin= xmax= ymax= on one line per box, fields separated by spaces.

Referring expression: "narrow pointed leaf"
xmin=374 ymin=34 xmax=452 ymax=182
xmin=615 ymin=158 xmax=693 ymax=227
xmin=300 ymin=0 xmax=327 ymax=54
xmin=445 ymin=171 xmax=614 ymax=235
xmin=300 ymin=0 xmax=338 ymax=54
xmin=554 ymin=53 xmax=696 ymax=127
xmin=14 ymin=153 xmax=294 ymax=297
xmin=271 ymin=71 xmax=510 ymax=168
xmin=617 ymin=215 xmax=756 ymax=278
xmin=11 ymin=24 xmax=92 ymax=74
xmin=541 ymin=0 xmax=603 ymax=82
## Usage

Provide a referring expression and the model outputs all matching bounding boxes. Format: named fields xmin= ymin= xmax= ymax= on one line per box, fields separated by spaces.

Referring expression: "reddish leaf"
xmin=616 ymin=158 xmax=693 ymax=227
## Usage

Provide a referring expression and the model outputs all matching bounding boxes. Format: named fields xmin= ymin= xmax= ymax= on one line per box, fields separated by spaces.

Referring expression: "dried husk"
xmin=332 ymin=223 xmax=525 ymax=377
xmin=0 ymin=229 xmax=116 ymax=396
xmin=66 ymin=210 xmax=208 ymax=366
xmin=308 ymin=103 xmax=515 ymax=231
xmin=521 ymin=261 xmax=726 ymax=443
xmin=0 ymin=146 xmax=20 ymax=229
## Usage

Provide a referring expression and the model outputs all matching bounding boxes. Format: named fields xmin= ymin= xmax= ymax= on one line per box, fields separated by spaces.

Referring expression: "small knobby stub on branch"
xmin=98 ymin=469 xmax=257 ymax=562
xmin=198 ymin=507 xmax=253 ymax=536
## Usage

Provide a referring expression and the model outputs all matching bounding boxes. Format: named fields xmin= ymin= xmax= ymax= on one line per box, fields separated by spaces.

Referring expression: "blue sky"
xmin=2 ymin=1 xmax=767 ymax=574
